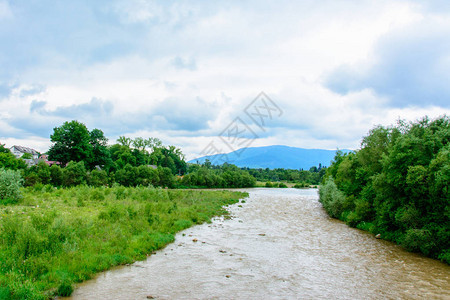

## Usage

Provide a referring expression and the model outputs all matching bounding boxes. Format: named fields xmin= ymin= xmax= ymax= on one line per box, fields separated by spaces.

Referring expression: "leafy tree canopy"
xmin=48 ymin=120 xmax=109 ymax=169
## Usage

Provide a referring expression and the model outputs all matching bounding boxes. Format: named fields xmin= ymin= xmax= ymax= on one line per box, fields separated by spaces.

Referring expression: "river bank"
xmin=0 ymin=186 xmax=247 ymax=299
xmin=68 ymin=188 xmax=450 ymax=299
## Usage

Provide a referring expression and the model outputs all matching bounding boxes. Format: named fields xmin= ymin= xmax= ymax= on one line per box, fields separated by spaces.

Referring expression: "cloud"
xmin=0 ymin=0 xmax=12 ymax=20
xmin=0 ymin=82 xmax=16 ymax=99
xmin=325 ymin=18 xmax=450 ymax=108
xmin=30 ymin=100 xmax=46 ymax=112
xmin=172 ymin=56 xmax=197 ymax=70
xmin=1 ymin=0 xmax=450 ymax=158
xmin=43 ymin=98 xmax=114 ymax=118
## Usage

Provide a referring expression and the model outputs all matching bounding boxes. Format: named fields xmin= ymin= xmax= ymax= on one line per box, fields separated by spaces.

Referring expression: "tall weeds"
xmin=0 ymin=186 xmax=246 ymax=299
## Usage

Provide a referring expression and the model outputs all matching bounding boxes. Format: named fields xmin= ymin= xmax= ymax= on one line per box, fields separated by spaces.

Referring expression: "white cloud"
xmin=0 ymin=0 xmax=12 ymax=20
xmin=1 ymin=0 xmax=449 ymax=159
xmin=113 ymin=0 xmax=163 ymax=24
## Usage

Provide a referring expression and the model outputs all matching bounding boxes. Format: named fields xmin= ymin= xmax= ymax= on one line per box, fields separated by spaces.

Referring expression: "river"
xmin=67 ymin=188 xmax=450 ymax=299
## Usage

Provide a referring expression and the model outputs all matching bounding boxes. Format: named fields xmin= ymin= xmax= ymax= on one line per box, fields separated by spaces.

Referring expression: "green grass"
xmin=0 ymin=186 xmax=247 ymax=299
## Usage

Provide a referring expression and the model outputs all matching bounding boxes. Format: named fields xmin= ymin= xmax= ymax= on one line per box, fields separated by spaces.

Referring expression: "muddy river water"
xmin=68 ymin=188 xmax=449 ymax=299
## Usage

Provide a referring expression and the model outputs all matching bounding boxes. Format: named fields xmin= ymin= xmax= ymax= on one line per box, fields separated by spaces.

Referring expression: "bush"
xmin=293 ymin=182 xmax=308 ymax=188
xmin=402 ymin=229 xmax=435 ymax=255
xmin=50 ymin=165 xmax=63 ymax=186
xmin=0 ymin=168 xmax=23 ymax=204
xmin=88 ymin=169 xmax=109 ymax=187
xmin=319 ymin=177 xmax=346 ymax=218
xmin=62 ymin=161 xmax=87 ymax=187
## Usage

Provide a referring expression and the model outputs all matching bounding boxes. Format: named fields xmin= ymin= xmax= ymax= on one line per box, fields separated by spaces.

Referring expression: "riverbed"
xmin=67 ymin=188 xmax=450 ymax=299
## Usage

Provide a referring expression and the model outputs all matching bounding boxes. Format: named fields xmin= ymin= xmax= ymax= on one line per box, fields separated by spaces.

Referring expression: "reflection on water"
xmin=67 ymin=188 xmax=450 ymax=299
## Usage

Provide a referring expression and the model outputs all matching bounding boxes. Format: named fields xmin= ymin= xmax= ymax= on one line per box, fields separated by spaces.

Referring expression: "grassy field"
xmin=0 ymin=186 xmax=247 ymax=299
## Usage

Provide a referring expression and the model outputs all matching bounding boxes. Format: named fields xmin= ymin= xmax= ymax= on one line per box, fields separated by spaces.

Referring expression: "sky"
xmin=0 ymin=0 xmax=449 ymax=160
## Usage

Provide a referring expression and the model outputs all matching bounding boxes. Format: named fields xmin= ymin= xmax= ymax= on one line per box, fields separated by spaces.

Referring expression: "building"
xmin=9 ymin=145 xmax=40 ymax=159
xmin=39 ymin=155 xmax=62 ymax=167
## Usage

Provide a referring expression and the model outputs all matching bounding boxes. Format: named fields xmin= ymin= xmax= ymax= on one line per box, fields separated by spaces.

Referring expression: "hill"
xmin=188 ymin=145 xmax=351 ymax=169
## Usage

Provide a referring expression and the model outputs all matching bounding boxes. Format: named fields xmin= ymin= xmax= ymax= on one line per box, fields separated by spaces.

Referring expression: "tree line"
xmin=0 ymin=120 xmax=268 ymax=192
xmin=319 ymin=116 xmax=449 ymax=263
xmin=1 ymin=120 xmax=326 ymax=200
xmin=245 ymin=165 xmax=326 ymax=185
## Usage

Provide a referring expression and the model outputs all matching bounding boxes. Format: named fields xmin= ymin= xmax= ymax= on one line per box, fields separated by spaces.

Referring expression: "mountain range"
xmin=188 ymin=145 xmax=351 ymax=170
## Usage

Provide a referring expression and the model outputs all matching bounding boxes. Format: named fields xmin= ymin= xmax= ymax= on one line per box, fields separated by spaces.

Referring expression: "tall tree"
xmin=132 ymin=137 xmax=146 ymax=151
xmin=117 ymin=136 xmax=132 ymax=147
xmin=48 ymin=121 xmax=109 ymax=169
xmin=88 ymin=128 xmax=110 ymax=169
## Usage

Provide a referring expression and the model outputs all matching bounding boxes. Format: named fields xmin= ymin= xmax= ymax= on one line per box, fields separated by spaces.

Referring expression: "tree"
xmin=0 ymin=168 xmax=23 ymax=204
xmin=21 ymin=153 xmax=33 ymax=159
xmin=50 ymin=165 xmax=63 ymax=186
xmin=88 ymin=128 xmax=110 ymax=169
xmin=0 ymin=144 xmax=27 ymax=170
xmin=117 ymin=136 xmax=132 ymax=147
xmin=87 ymin=169 xmax=109 ymax=187
xmin=145 ymin=137 xmax=162 ymax=151
xmin=62 ymin=161 xmax=87 ymax=187
xmin=48 ymin=121 xmax=109 ymax=170
xmin=132 ymin=137 xmax=146 ymax=152
xmin=48 ymin=121 xmax=92 ymax=166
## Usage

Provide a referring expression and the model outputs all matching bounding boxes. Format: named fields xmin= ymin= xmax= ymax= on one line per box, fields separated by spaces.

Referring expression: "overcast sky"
xmin=0 ymin=0 xmax=449 ymax=160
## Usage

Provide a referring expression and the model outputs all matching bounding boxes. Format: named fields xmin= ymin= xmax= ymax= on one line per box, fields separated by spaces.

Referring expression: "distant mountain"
xmin=188 ymin=145 xmax=351 ymax=170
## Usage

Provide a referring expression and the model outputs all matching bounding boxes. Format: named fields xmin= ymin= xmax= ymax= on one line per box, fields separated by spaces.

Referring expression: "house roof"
xmin=10 ymin=145 xmax=39 ymax=155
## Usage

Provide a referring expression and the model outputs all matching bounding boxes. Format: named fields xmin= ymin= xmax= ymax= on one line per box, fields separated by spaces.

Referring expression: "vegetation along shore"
xmin=0 ymin=186 xmax=247 ymax=298
xmin=319 ymin=116 xmax=449 ymax=264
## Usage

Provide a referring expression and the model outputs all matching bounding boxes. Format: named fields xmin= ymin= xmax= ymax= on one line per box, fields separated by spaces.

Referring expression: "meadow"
xmin=0 ymin=186 xmax=247 ymax=299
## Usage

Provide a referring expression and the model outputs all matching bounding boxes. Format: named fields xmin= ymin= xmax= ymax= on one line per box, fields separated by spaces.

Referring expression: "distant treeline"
xmin=319 ymin=116 xmax=449 ymax=264
xmin=0 ymin=121 xmax=256 ymax=190
xmin=1 ymin=120 xmax=325 ymax=193
xmin=180 ymin=163 xmax=256 ymax=188
xmin=245 ymin=165 xmax=326 ymax=184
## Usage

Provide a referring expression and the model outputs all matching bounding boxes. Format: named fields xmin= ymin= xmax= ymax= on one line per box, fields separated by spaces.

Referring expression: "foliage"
xmin=87 ymin=169 xmax=109 ymax=187
xmin=0 ymin=144 xmax=27 ymax=170
xmin=246 ymin=165 xmax=326 ymax=185
xmin=319 ymin=177 xmax=346 ymax=218
xmin=50 ymin=165 xmax=63 ymax=187
xmin=0 ymin=187 xmax=246 ymax=298
xmin=320 ymin=116 xmax=450 ymax=263
xmin=265 ymin=181 xmax=274 ymax=188
xmin=62 ymin=161 xmax=87 ymax=187
xmin=0 ymin=169 xmax=23 ymax=204
xmin=20 ymin=153 xmax=32 ymax=159
xmin=181 ymin=163 xmax=255 ymax=188
xmin=48 ymin=120 xmax=110 ymax=169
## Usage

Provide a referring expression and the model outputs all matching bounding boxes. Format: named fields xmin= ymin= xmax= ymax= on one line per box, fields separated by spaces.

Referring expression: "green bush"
xmin=293 ymin=182 xmax=309 ymax=188
xmin=50 ymin=165 xmax=63 ymax=186
xmin=402 ymin=229 xmax=435 ymax=255
xmin=0 ymin=168 xmax=23 ymax=204
xmin=62 ymin=161 xmax=87 ymax=187
xmin=88 ymin=169 xmax=109 ymax=187
xmin=318 ymin=178 xmax=346 ymax=218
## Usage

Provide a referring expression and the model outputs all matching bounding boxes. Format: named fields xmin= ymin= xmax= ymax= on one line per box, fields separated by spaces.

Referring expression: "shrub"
xmin=62 ymin=161 xmax=87 ymax=187
xmin=0 ymin=168 xmax=23 ymax=204
xmin=402 ymin=229 xmax=435 ymax=255
xmin=319 ymin=177 xmax=346 ymax=218
xmin=56 ymin=278 xmax=73 ymax=297
xmin=50 ymin=165 xmax=63 ymax=186
xmin=88 ymin=169 xmax=109 ymax=187
xmin=293 ymin=182 xmax=308 ymax=188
